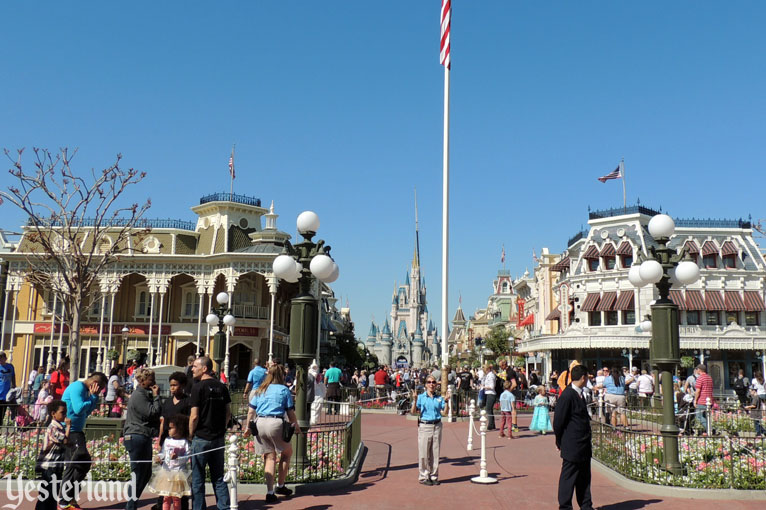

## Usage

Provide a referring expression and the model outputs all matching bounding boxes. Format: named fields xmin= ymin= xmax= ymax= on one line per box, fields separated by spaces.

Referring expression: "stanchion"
xmin=467 ymin=399 xmax=475 ymax=451
xmin=470 ymin=409 xmax=497 ymax=484
xmin=223 ymin=433 xmax=239 ymax=510
xmin=447 ymin=385 xmax=454 ymax=422
xmin=706 ymin=397 xmax=712 ymax=436
xmin=598 ymin=392 xmax=604 ymax=422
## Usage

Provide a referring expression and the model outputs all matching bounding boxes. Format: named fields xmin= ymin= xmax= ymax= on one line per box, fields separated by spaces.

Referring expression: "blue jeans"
xmin=695 ymin=405 xmax=709 ymax=433
xmin=191 ymin=436 xmax=229 ymax=510
xmin=124 ymin=433 xmax=153 ymax=510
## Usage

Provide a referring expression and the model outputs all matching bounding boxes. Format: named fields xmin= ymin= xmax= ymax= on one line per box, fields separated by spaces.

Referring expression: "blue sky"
xmin=1 ymin=2 xmax=765 ymax=339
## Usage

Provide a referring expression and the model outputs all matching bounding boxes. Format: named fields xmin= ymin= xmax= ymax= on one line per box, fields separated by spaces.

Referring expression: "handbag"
xmin=281 ymin=419 xmax=295 ymax=442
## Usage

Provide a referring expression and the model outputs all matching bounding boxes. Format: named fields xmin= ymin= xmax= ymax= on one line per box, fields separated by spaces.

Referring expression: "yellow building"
xmin=0 ymin=193 xmax=304 ymax=382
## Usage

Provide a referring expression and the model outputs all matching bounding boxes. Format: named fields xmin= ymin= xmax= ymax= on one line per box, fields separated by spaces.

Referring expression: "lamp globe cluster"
xmin=272 ymin=211 xmax=340 ymax=284
xmin=628 ymin=214 xmax=701 ymax=288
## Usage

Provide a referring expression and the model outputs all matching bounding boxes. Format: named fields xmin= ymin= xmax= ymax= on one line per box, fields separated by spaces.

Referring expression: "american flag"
xmin=597 ymin=165 xmax=621 ymax=183
xmin=440 ymin=0 xmax=451 ymax=69
xmin=228 ymin=147 xmax=235 ymax=179
xmin=501 ymin=244 xmax=505 ymax=263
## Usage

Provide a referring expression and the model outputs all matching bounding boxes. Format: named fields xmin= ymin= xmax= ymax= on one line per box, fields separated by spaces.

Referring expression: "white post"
xmin=222 ymin=433 xmax=239 ymax=510
xmin=8 ymin=290 xmax=18 ymax=363
xmin=762 ymin=353 xmax=766 ymax=383
xmin=470 ymin=409 xmax=498 ymax=484
xmin=700 ymin=351 xmax=705 ymax=365
xmin=196 ymin=291 xmax=205 ymax=357
xmin=706 ymin=396 xmax=712 ymax=436
xmin=156 ymin=292 xmax=165 ymax=366
xmin=447 ymin=386 xmax=453 ymax=422
xmin=106 ymin=294 xmax=115 ymax=371
xmin=148 ymin=292 xmax=156 ymax=366
xmin=0 ymin=288 xmax=8 ymax=353
xmin=598 ymin=391 xmax=604 ymax=422
xmin=47 ymin=294 xmax=57 ymax=374
xmin=224 ymin=291 xmax=232 ymax=380
xmin=440 ymin=54 xmax=450 ymax=373
xmin=628 ymin=351 xmax=633 ymax=372
xmin=268 ymin=278 xmax=277 ymax=363
xmin=316 ymin=280 xmax=322 ymax=364
xmin=97 ymin=294 xmax=106 ymax=373
xmin=467 ymin=398 xmax=475 ymax=450
xmin=56 ymin=309 xmax=65 ymax=367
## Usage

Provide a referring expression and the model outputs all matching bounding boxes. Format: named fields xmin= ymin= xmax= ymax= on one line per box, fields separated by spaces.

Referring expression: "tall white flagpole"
xmin=440 ymin=0 xmax=451 ymax=375
xmin=621 ymin=159 xmax=626 ymax=209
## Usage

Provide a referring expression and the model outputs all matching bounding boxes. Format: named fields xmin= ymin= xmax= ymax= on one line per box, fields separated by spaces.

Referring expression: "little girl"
xmin=109 ymin=388 xmax=127 ymax=418
xmin=529 ymin=386 xmax=553 ymax=434
xmin=147 ymin=415 xmax=192 ymax=510
xmin=498 ymin=381 xmax=515 ymax=439
xmin=32 ymin=380 xmax=54 ymax=423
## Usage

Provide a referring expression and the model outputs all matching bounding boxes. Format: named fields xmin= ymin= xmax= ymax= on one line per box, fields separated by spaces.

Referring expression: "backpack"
xmin=733 ymin=377 xmax=747 ymax=395
xmin=495 ymin=373 xmax=505 ymax=395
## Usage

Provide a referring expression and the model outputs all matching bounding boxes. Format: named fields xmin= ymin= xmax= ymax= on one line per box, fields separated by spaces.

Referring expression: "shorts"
xmin=253 ymin=416 xmax=292 ymax=455
xmin=604 ymin=393 xmax=626 ymax=414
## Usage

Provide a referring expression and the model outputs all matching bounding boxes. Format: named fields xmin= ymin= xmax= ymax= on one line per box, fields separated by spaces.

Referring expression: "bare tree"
xmin=1 ymin=147 xmax=150 ymax=378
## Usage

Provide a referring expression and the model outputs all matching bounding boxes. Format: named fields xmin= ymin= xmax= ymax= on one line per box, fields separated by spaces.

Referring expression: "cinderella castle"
xmin=366 ymin=202 xmax=439 ymax=368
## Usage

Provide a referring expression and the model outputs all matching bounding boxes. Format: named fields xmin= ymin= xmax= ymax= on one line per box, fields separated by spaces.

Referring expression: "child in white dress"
xmin=147 ymin=415 xmax=192 ymax=510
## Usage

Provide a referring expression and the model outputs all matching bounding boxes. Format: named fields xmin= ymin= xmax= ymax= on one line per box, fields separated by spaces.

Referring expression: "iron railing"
xmin=29 ymin=217 xmax=196 ymax=230
xmin=589 ymin=205 xmax=661 ymax=220
xmin=566 ymin=230 xmax=589 ymax=247
xmin=199 ymin=193 xmax=261 ymax=207
xmin=675 ymin=218 xmax=752 ymax=229
xmin=232 ymin=304 xmax=270 ymax=320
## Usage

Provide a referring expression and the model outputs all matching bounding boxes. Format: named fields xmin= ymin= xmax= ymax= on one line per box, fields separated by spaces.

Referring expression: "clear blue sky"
xmin=2 ymin=2 xmax=765 ymax=339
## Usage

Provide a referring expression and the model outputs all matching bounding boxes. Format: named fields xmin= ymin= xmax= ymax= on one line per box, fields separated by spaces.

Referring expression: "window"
xmin=588 ymin=259 xmax=599 ymax=271
xmin=706 ymin=311 xmax=720 ymax=326
xmin=603 ymin=257 xmax=616 ymax=270
xmin=722 ymin=255 xmax=736 ymax=269
xmin=79 ymin=347 xmax=100 ymax=379
xmin=33 ymin=346 xmax=60 ymax=371
xmin=726 ymin=311 xmax=739 ymax=325
xmin=45 ymin=292 xmax=64 ymax=315
xmin=686 ymin=311 xmax=700 ymax=325
xmin=606 ymin=311 xmax=618 ymax=325
xmin=589 ymin=312 xmax=601 ymax=326
xmin=622 ymin=310 xmax=635 ymax=325
xmin=620 ymin=255 xmax=633 ymax=269
xmin=746 ymin=312 xmax=760 ymax=327
xmin=135 ymin=290 xmax=156 ymax=318
xmin=183 ymin=291 xmax=201 ymax=317
xmin=703 ymin=254 xmax=717 ymax=269
xmin=502 ymin=282 xmax=509 ymax=293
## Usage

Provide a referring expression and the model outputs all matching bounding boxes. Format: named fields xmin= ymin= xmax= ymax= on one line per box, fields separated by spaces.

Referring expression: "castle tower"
xmin=378 ymin=320 xmax=393 ymax=366
xmin=412 ymin=320 xmax=424 ymax=367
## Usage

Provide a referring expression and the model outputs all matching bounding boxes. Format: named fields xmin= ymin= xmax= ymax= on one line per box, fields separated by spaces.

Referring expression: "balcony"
xmin=199 ymin=193 xmax=261 ymax=207
xmin=589 ymin=205 xmax=661 ymax=220
xmin=30 ymin=217 xmax=196 ymax=230
xmin=232 ymin=304 xmax=270 ymax=320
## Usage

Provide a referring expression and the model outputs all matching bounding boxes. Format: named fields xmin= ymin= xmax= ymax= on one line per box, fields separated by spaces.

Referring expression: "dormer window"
xmin=583 ymin=245 xmax=600 ymax=272
xmin=702 ymin=241 xmax=718 ymax=269
xmin=616 ymin=242 xmax=633 ymax=269
xmin=599 ymin=243 xmax=616 ymax=270
xmin=502 ymin=282 xmax=509 ymax=293
xmin=683 ymin=241 xmax=700 ymax=264
xmin=721 ymin=241 xmax=738 ymax=269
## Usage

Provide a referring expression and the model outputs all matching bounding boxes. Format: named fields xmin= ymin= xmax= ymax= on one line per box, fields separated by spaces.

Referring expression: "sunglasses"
xmin=426 ymin=381 xmax=437 ymax=384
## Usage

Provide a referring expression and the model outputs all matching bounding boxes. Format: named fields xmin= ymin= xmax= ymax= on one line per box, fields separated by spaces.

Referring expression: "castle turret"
xmin=378 ymin=320 xmax=393 ymax=366
xmin=366 ymin=322 xmax=378 ymax=352
xmin=412 ymin=320 xmax=424 ymax=367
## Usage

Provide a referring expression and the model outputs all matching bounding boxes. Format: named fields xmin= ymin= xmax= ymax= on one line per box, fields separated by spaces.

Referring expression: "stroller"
xmin=397 ymin=392 xmax=412 ymax=415
xmin=5 ymin=388 xmax=34 ymax=427
xmin=675 ymin=394 xmax=694 ymax=435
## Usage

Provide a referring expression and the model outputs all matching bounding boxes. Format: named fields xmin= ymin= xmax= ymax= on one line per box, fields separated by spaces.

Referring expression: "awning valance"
xmin=744 ymin=291 xmax=766 ymax=312
xmin=545 ymin=309 xmax=561 ymax=321
xmin=702 ymin=241 xmax=719 ymax=256
xmin=669 ymin=290 xmax=686 ymax=310
xmin=595 ymin=292 xmax=617 ymax=311
xmin=581 ymin=293 xmax=601 ymax=312
xmin=519 ymin=314 xmax=535 ymax=326
xmin=721 ymin=241 xmax=738 ymax=256
xmin=705 ymin=290 xmax=725 ymax=311
xmin=614 ymin=291 xmax=635 ymax=311
xmin=551 ymin=256 xmax=570 ymax=272
xmin=583 ymin=246 xmax=600 ymax=259
xmin=685 ymin=290 xmax=704 ymax=310
xmin=616 ymin=242 xmax=633 ymax=256
xmin=599 ymin=244 xmax=616 ymax=257
xmin=724 ymin=291 xmax=746 ymax=312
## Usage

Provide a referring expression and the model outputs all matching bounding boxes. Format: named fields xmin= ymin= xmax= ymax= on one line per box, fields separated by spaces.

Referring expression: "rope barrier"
xmin=36 ymin=445 xmax=228 ymax=465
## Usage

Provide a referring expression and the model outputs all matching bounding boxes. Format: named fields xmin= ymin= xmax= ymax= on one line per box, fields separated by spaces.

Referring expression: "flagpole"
xmin=621 ymin=159 xmax=626 ymax=209
xmin=441 ymin=63 xmax=450 ymax=373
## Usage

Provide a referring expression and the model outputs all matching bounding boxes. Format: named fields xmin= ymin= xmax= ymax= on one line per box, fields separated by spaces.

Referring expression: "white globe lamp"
xmin=223 ymin=314 xmax=237 ymax=327
xmin=628 ymin=264 xmax=647 ymax=287
xmin=640 ymin=318 xmax=653 ymax=333
xmin=216 ymin=292 xmax=229 ymax=305
xmin=675 ymin=260 xmax=701 ymax=285
xmin=310 ymin=254 xmax=334 ymax=280
xmin=273 ymin=255 xmax=297 ymax=279
xmin=206 ymin=313 xmax=218 ymax=326
xmin=648 ymin=214 xmax=675 ymax=239
xmin=323 ymin=262 xmax=340 ymax=283
xmin=297 ymin=211 xmax=320 ymax=234
xmin=639 ymin=259 xmax=664 ymax=284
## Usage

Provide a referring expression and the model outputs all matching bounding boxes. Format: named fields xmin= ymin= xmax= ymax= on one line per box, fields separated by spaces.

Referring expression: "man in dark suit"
xmin=553 ymin=364 xmax=594 ymax=510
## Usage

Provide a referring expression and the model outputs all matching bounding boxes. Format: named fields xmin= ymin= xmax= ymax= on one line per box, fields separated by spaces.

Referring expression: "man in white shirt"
xmin=637 ymin=370 xmax=655 ymax=407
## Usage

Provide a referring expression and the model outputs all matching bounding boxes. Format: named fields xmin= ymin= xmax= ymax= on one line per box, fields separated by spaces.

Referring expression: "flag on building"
xmin=228 ymin=147 xmax=235 ymax=180
xmin=501 ymin=244 xmax=505 ymax=264
xmin=597 ymin=165 xmax=621 ymax=183
xmin=440 ymin=0 xmax=451 ymax=69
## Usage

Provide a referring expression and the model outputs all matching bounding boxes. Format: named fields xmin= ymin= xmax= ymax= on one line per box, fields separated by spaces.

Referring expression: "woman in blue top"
xmin=245 ymin=364 xmax=300 ymax=504
xmin=598 ymin=366 xmax=628 ymax=427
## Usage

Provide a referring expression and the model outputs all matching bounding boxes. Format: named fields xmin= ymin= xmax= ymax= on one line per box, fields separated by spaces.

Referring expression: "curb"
xmin=591 ymin=458 xmax=766 ymax=500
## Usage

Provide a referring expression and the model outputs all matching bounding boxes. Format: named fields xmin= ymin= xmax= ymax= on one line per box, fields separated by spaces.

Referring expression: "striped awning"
xmin=705 ymin=291 xmax=725 ymax=311
xmin=583 ymin=246 xmax=600 ymax=259
xmin=616 ymin=242 xmax=633 ymax=256
xmin=614 ymin=291 xmax=635 ymax=311
xmin=669 ymin=290 xmax=687 ymax=310
xmin=685 ymin=290 xmax=704 ymax=310
xmin=724 ymin=291 xmax=746 ymax=312
xmin=600 ymin=244 xmax=616 ymax=257
xmin=702 ymin=241 xmax=719 ymax=256
xmin=721 ymin=241 xmax=738 ymax=256
xmin=596 ymin=292 xmax=617 ymax=311
xmin=551 ymin=256 xmax=570 ymax=272
xmin=744 ymin=291 xmax=766 ymax=312
xmin=545 ymin=308 xmax=561 ymax=321
xmin=581 ymin=293 xmax=601 ymax=312
xmin=684 ymin=241 xmax=700 ymax=254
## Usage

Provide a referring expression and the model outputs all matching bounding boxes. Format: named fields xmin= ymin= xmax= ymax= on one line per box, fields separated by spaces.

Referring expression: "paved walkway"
xmin=9 ymin=413 xmax=763 ymax=509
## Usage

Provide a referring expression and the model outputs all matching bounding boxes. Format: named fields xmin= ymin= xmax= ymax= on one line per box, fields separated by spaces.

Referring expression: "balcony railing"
xmin=29 ymin=217 xmax=196 ymax=230
xmin=567 ymin=230 xmax=589 ymax=247
xmin=589 ymin=205 xmax=661 ymax=220
xmin=675 ymin=218 xmax=752 ymax=229
xmin=232 ymin=304 xmax=270 ymax=320
xmin=199 ymin=192 xmax=261 ymax=207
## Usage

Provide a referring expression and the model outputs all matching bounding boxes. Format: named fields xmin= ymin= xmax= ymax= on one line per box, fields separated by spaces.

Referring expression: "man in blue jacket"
xmin=59 ymin=372 xmax=107 ymax=510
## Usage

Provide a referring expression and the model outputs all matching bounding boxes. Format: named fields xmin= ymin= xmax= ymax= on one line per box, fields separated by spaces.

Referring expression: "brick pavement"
xmin=5 ymin=413 xmax=762 ymax=509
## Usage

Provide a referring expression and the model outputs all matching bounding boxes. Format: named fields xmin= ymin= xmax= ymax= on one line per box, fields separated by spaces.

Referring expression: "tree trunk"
xmin=69 ymin=299 xmax=82 ymax=380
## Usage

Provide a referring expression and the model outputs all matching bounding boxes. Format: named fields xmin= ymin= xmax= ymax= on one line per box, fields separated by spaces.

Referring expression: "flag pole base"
xmin=470 ymin=475 xmax=498 ymax=485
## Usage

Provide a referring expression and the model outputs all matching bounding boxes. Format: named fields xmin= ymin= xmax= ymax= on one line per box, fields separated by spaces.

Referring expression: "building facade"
xmin=517 ymin=205 xmax=766 ymax=393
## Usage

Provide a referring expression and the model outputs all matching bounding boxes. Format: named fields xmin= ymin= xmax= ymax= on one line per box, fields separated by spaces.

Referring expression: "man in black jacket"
xmin=553 ymin=364 xmax=594 ymax=510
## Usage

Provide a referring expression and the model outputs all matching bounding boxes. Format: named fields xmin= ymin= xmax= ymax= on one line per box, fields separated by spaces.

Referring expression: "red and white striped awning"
xmin=683 ymin=240 xmax=700 ymax=254
xmin=685 ymin=290 xmax=704 ymax=311
xmin=614 ymin=291 xmax=635 ymax=311
xmin=551 ymin=256 xmax=570 ymax=272
xmin=600 ymin=244 xmax=616 ymax=257
xmin=545 ymin=308 xmax=561 ymax=321
xmin=616 ymin=242 xmax=633 ymax=256
xmin=721 ymin=241 xmax=738 ymax=256
xmin=596 ymin=292 xmax=617 ymax=311
xmin=702 ymin=241 xmax=719 ymax=256
xmin=581 ymin=293 xmax=601 ymax=312
xmin=724 ymin=291 xmax=746 ymax=312
xmin=669 ymin=290 xmax=686 ymax=310
xmin=519 ymin=314 xmax=535 ymax=326
xmin=704 ymin=291 xmax=725 ymax=311
xmin=744 ymin=291 xmax=766 ymax=312
xmin=583 ymin=246 xmax=600 ymax=259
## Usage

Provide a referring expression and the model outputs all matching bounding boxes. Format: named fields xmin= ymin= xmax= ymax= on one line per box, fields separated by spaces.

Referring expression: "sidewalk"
xmin=7 ymin=413 xmax=762 ymax=509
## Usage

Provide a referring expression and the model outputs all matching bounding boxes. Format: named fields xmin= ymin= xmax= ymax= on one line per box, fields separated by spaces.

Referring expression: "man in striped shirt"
xmin=694 ymin=364 xmax=714 ymax=433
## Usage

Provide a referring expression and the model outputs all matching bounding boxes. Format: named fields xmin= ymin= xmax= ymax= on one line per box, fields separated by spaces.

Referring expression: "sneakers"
xmin=265 ymin=493 xmax=279 ymax=503
xmin=431 ymin=479 xmax=440 ymax=485
xmin=512 ymin=425 xmax=519 ymax=432
xmin=419 ymin=479 xmax=433 ymax=485
xmin=275 ymin=485 xmax=293 ymax=497
xmin=58 ymin=505 xmax=82 ymax=510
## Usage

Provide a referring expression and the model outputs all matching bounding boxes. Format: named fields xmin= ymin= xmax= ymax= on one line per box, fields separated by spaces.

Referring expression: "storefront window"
xmin=622 ymin=310 xmax=635 ymax=325
xmin=589 ymin=312 xmax=601 ymax=326
xmin=687 ymin=311 xmax=700 ymax=325
xmin=606 ymin=311 xmax=618 ymax=325
xmin=746 ymin=312 xmax=760 ymax=326
xmin=706 ymin=311 xmax=720 ymax=326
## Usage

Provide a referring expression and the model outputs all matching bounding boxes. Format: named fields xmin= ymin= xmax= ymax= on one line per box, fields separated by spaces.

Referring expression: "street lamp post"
xmin=272 ymin=210 xmax=339 ymax=468
xmin=629 ymin=214 xmax=700 ymax=475
xmin=206 ymin=293 xmax=236 ymax=376
xmin=121 ymin=325 xmax=129 ymax=364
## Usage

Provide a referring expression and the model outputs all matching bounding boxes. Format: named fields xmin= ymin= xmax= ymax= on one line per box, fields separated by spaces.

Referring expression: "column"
xmin=224 ymin=289 xmax=233 ymax=379
xmin=47 ymin=294 xmax=57 ymax=373
xmin=0 ymin=288 xmax=9 ymax=353
xmin=148 ymin=292 xmax=156 ymax=366
xmin=97 ymin=294 xmax=106 ymax=373
xmin=268 ymin=276 xmax=277 ymax=363
xmin=106 ymin=293 xmax=115 ymax=371
xmin=196 ymin=289 xmax=205 ymax=358
xmin=156 ymin=291 xmax=165 ymax=366
xmin=8 ymin=290 xmax=18 ymax=363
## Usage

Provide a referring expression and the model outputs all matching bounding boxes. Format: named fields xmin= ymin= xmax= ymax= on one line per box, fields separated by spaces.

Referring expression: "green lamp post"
xmin=272 ymin=210 xmax=339 ymax=467
xmin=206 ymin=292 xmax=236 ymax=373
xmin=629 ymin=213 xmax=700 ymax=475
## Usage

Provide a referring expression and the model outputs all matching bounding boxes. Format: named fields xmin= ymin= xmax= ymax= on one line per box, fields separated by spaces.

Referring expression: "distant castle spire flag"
xmin=228 ymin=145 xmax=236 ymax=180
xmin=501 ymin=244 xmax=505 ymax=264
